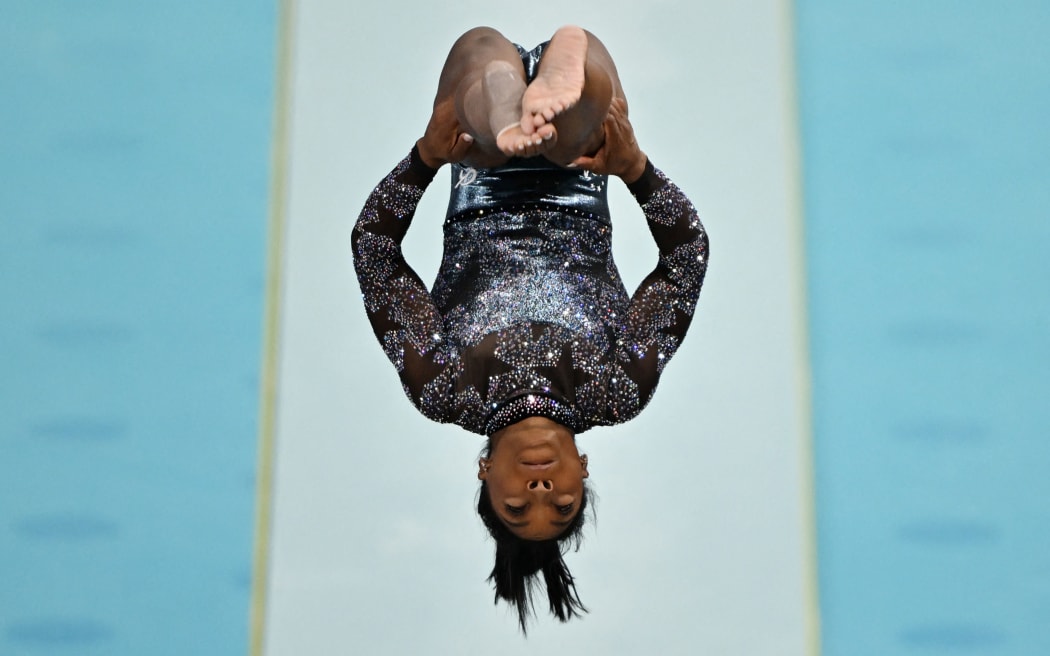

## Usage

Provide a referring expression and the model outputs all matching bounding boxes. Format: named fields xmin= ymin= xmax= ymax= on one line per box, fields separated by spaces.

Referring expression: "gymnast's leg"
xmin=523 ymin=26 xmax=627 ymax=167
xmin=433 ymin=27 xmax=554 ymax=166
xmin=433 ymin=26 xmax=626 ymax=168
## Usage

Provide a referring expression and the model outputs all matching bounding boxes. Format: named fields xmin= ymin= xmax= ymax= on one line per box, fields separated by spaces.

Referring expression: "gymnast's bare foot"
xmin=477 ymin=60 xmax=555 ymax=157
xmin=495 ymin=122 xmax=557 ymax=157
xmin=521 ymin=25 xmax=588 ymax=135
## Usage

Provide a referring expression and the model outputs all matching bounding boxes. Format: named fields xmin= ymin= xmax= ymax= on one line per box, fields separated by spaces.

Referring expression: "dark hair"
xmin=476 ymin=475 xmax=593 ymax=632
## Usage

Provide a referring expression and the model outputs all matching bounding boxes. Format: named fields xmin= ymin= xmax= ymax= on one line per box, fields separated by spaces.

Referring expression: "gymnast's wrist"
xmin=621 ymin=153 xmax=650 ymax=185
xmin=407 ymin=143 xmax=442 ymax=187
xmin=412 ymin=142 xmax=444 ymax=173
xmin=625 ymin=158 xmax=661 ymax=200
xmin=414 ymin=139 xmax=444 ymax=171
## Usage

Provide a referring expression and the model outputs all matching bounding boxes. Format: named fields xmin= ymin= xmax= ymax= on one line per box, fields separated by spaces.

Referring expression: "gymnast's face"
xmin=480 ymin=417 xmax=589 ymax=541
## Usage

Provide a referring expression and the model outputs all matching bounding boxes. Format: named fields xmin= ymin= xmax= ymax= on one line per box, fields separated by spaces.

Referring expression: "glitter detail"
xmin=352 ymin=149 xmax=708 ymax=435
xmin=486 ymin=394 xmax=583 ymax=436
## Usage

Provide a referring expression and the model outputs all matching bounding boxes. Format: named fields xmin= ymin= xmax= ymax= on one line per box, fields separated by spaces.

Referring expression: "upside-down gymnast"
xmin=352 ymin=25 xmax=709 ymax=630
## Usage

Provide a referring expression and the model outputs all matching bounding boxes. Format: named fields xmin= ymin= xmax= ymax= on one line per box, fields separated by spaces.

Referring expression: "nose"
xmin=527 ymin=479 xmax=553 ymax=492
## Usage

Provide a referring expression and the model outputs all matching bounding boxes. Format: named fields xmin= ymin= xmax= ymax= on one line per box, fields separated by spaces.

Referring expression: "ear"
xmin=580 ymin=454 xmax=589 ymax=479
xmin=477 ymin=458 xmax=490 ymax=481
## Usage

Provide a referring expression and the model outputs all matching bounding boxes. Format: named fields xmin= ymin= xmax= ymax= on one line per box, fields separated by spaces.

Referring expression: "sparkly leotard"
xmin=352 ymin=42 xmax=708 ymax=436
xmin=352 ymin=147 xmax=708 ymax=436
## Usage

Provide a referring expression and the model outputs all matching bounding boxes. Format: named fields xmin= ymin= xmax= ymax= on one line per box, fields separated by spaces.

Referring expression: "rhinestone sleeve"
xmin=610 ymin=163 xmax=709 ymax=421
xmin=351 ymin=148 xmax=458 ymax=423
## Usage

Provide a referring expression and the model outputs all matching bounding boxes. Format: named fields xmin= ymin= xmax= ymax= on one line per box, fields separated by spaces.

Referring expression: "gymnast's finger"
xmin=449 ymin=132 xmax=474 ymax=162
xmin=569 ymin=152 xmax=601 ymax=171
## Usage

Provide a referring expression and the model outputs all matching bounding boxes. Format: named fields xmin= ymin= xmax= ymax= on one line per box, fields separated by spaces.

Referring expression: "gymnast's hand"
xmin=570 ymin=98 xmax=648 ymax=184
xmin=417 ymin=98 xmax=475 ymax=169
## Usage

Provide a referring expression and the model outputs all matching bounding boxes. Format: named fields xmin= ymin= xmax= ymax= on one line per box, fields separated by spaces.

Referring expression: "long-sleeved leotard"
xmin=352 ymin=147 xmax=708 ymax=435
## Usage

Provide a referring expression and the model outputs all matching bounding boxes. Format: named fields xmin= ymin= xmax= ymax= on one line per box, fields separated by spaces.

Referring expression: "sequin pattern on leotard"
xmin=352 ymin=148 xmax=708 ymax=435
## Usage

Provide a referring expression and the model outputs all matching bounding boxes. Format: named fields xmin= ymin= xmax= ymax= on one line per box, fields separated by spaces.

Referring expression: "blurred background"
xmin=1 ymin=1 xmax=1046 ymax=655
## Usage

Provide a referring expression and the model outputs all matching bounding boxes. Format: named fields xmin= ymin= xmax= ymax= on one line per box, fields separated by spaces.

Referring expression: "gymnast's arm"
xmin=620 ymin=157 xmax=709 ymax=402
xmin=572 ymin=99 xmax=710 ymax=404
xmin=350 ymin=102 xmax=475 ymax=416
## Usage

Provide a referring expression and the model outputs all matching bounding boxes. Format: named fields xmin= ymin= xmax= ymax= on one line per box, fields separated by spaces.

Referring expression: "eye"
xmin=505 ymin=504 xmax=526 ymax=516
xmin=556 ymin=504 xmax=574 ymax=516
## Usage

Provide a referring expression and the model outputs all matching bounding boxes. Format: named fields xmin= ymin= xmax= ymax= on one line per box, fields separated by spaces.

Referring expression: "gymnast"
xmin=352 ymin=25 xmax=709 ymax=629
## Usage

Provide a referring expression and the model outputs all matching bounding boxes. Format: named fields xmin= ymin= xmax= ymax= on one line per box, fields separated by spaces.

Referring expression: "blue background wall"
xmin=797 ymin=2 xmax=1050 ymax=654
xmin=0 ymin=3 xmax=278 ymax=654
